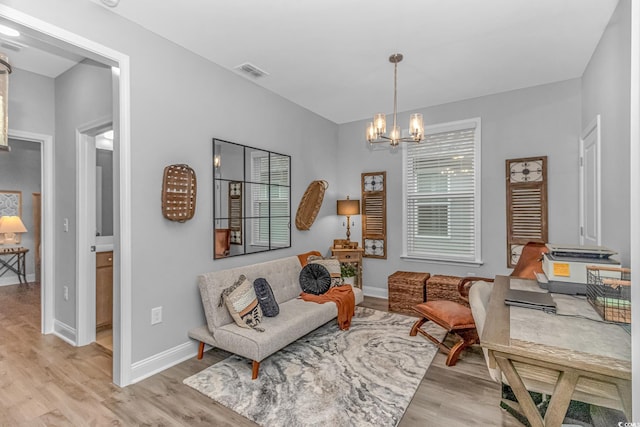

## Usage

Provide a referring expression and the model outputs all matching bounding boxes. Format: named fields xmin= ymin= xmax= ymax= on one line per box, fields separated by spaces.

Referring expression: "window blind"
xmin=251 ymin=154 xmax=290 ymax=247
xmin=404 ymin=119 xmax=481 ymax=263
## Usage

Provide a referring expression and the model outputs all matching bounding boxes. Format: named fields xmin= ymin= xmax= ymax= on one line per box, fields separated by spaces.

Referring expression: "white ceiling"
xmin=5 ymin=1 xmax=621 ymax=124
xmin=0 ymin=27 xmax=84 ymax=78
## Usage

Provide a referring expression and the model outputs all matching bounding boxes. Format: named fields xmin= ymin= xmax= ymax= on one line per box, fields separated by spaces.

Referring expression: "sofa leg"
xmin=252 ymin=360 xmax=260 ymax=379
xmin=197 ymin=342 xmax=205 ymax=360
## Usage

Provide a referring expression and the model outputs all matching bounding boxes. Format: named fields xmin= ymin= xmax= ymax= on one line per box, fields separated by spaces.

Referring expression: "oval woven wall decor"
xmin=162 ymin=164 xmax=197 ymax=222
xmin=295 ymin=180 xmax=328 ymax=230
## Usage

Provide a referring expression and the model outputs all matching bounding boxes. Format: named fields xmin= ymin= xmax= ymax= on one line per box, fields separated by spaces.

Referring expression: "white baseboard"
xmin=130 ymin=341 xmax=199 ymax=384
xmin=0 ymin=273 xmax=36 ymax=287
xmin=53 ymin=320 xmax=77 ymax=345
xmin=363 ymin=285 xmax=388 ymax=299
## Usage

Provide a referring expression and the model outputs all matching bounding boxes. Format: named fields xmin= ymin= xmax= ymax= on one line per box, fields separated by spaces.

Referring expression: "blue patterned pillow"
xmin=253 ymin=278 xmax=279 ymax=317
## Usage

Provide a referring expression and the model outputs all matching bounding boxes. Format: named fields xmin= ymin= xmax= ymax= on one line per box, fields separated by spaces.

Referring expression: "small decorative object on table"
xmin=340 ymin=263 xmax=357 ymax=286
xmin=161 ymin=164 xmax=196 ymax=222
xmin=388 ymin=271 xmax=430 ymax=316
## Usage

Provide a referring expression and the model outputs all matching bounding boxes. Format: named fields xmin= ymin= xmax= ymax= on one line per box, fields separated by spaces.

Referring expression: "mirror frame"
xmin=213 ymin=138 xmax=291 ymax=259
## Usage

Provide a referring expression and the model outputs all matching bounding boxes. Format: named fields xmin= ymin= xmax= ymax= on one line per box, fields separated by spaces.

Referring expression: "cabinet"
xmin=96 ymin=251 xmax=113 ymax=330
xmin=331 ymin=247 xmax=364 ymax=289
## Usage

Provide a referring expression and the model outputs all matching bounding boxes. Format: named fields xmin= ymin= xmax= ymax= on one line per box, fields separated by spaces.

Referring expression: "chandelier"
xmin=366 ymin=53 xmax=424 ymax=147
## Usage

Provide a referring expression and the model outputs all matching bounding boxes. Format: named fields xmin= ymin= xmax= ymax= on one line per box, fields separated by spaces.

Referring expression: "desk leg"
xmin=495 ymin=355 xmax=545 ymax=427
xmin=544 ymin=371 xmax=578 ymax=426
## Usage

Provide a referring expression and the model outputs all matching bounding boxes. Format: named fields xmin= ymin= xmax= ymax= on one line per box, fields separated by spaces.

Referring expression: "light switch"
xmin=63 ymin=218 xmax=69 ymax=232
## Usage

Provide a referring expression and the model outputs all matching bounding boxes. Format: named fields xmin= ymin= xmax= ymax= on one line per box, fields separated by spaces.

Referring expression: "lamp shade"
xmin=0 ymin=216 xmax=27 ymax=233
xmin=337 ymin=198 xmax=360 ymax=216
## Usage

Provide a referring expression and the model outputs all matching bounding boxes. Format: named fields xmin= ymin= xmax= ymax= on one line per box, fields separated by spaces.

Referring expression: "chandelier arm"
xmin=393 ymin=60 xmax=398 ymax=132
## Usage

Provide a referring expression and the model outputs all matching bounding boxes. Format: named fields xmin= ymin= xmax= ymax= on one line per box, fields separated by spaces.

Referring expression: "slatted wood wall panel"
xmin=361 ymin=172 xmax=387 ymax=258
xmin=506 ymin=157 xmax=548 ymax=267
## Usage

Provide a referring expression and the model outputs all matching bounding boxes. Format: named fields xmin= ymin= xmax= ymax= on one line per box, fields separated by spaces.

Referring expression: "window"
xmin=403 ymin=118 xmax=481 ymax=264
xmin=251 ymin=153 xmax=290 ymax=247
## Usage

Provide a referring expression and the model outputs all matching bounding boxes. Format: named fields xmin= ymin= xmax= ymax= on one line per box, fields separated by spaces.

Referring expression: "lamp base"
xmin=0 ymin=232 xmax=20 ymax=245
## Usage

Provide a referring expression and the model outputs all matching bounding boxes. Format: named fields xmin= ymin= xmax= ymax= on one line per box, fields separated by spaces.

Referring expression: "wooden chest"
xmin=426 ymin=275 xmax=467 ymax=307
xmin=388 ymin=271 xmax=430 ymax=316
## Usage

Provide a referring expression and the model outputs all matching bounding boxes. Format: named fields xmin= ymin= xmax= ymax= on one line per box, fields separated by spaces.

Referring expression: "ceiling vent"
xmin=234 ymin=62 xmax=269 ymax=79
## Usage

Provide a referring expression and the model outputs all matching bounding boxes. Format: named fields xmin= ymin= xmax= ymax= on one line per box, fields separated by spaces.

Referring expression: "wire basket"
xmin=586 ymin=266 xmax=631 ymax=324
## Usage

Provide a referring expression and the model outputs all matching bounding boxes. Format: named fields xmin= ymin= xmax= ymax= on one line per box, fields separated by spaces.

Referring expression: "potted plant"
xmin=341 ymin=263 xmax=357 ymax=286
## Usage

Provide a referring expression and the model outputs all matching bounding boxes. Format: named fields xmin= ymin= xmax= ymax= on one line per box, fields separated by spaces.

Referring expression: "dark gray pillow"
xmin=299 ymin=263 xmax=331 ymax=295
xmin=253 ymin=278 xmax=279 ymax=317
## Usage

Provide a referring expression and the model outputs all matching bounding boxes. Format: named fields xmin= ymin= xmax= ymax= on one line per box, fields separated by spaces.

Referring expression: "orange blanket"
xmin=300 ymin=285 xmax=355 ymax=330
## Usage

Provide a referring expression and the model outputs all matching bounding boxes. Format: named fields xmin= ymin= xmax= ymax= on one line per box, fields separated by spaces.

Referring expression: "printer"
xmin=538 ymin=244 xmax=620 ymax=295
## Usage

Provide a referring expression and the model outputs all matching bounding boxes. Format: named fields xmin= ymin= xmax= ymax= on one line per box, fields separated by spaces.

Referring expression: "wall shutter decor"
xmin=361 ymin=172 xmax=387 ymax=258
xmin=505 ymin=156 xmax=548 ymax=267
xmin=229 ymin=181 xmax=242 ymax=244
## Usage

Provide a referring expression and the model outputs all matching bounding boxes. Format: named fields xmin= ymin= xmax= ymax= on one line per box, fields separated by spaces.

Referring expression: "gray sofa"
xmin=188 ymin=255 xmax=364 ymax=379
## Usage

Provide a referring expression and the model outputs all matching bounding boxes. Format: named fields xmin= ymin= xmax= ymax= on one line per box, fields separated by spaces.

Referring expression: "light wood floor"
xmin=0 ymin=284 xmax=523 ymax=426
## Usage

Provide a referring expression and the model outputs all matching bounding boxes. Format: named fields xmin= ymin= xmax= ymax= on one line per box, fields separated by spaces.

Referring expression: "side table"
xmin=331 ymin=247 xmax=364 ymax=289
xmin=388 ymin=271 xmax=430 ymax=316
xmin=0 ymin=247 xmax=29 ymax=284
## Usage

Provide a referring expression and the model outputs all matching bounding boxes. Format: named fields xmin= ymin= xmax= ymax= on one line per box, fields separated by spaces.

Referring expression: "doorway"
xmin=0 ymin=5 xmax=132 ymax=386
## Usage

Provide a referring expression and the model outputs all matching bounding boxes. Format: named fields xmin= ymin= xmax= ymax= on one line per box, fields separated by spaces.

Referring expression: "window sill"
xmin=400 ymin=255 xmax=484 ymax=267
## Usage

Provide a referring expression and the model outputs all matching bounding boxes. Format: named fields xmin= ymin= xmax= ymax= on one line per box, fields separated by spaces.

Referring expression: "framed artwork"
xmin=0 ymin=190 xmax=23 ymax=244
xmin=361 ymin=172 xmax=387 ymax=259
xmin=0 ymin=190 xmax=21 ymax=217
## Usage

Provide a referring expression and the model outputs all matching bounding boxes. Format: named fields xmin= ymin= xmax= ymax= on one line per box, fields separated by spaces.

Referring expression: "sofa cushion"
xmin=220 ymin=275 xmax=264 ymax=331
xmin=299 ymin=263 xmax=331 ymax=295
xmin=308 ymin=257 xmax=344 ymax=287
xmin=253 ymin=278 xmax=279 ymax=317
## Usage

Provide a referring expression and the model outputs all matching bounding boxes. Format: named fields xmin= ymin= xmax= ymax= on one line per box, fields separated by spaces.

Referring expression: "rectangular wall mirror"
xmin=213 ymin=138 xmax=291 ymax=259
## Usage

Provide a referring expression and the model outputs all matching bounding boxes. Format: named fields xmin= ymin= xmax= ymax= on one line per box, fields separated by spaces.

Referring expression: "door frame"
xmin=0 ymin=4 xmax=133 ymax=386
xmin=76 ymin=118 xmax=112 ymax=347
xmin=7 ymin=129 xmax=54 ymax=335
xmin=579 ymin=114 xmax=601 ymax=246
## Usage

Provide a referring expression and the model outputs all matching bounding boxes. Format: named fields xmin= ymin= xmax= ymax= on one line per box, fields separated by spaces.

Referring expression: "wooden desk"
xmin=331 ymin=247 xmax=364 ymax=289
xmin=0 ymin=247 xmax=29 ymax=284
xmin=481 ymin=275 xmax=631 ymax=427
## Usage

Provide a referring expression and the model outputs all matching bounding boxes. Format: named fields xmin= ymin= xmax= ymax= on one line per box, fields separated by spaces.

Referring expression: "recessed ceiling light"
xmin=0 ymin=24 xmax=20 ymax=38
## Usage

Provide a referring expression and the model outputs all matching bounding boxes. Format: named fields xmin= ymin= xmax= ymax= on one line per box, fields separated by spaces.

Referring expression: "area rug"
xmin=183 ymin=307 xmax=445 ymax=427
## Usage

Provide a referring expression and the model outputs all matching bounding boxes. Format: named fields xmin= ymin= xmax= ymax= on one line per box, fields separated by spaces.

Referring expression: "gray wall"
xmin=9 ymin=0 xmax=340 ymax=363
xmin=337 ymin=79 xmax=582 ymax=295
xmin=581 ymin=0 xmax=631 ymax=267
xmin=8 ymin=68 xmax=55 ymax=135
xmin=54 ymin=59 xmax=113 ymax=327
xmin=0 ymin=138 xmax=41 ymax=280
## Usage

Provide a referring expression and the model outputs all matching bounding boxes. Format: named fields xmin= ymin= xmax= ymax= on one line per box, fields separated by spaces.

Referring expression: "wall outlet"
xmin=63 ymin=286 xmax=69 ymax=301
xmin=151 ymin=306 xmax=162 ymax=325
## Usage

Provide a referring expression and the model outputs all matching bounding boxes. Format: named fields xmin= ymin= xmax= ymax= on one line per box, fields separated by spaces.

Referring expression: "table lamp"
xmin=0 ymin=215 xmax=27 ymax=244
xmin=336 ymin=196 xmax=360 ymax=242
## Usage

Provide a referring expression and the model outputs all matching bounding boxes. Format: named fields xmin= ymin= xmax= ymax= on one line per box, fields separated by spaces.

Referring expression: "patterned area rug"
xmin=183 ymin=307 xmax=445 ymax=427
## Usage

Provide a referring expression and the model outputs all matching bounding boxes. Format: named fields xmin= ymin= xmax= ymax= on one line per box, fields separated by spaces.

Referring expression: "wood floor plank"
xmin=0 ymin=282 xmax=529 ymax=426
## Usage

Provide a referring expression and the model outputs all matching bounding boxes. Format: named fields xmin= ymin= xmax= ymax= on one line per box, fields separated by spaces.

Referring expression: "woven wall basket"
xmin=295 ymin=180 xmax=328 ymax=230
xmin=161 ymin=164 xmax=197 ymax=222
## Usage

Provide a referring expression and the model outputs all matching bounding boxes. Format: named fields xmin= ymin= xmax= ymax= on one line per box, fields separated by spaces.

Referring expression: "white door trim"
xmin=579 ymin=115 xmax=601 ymax=246
xmin=76 ymin=118 xmax=111 ymax=347
xmin=8 ymin=129 xmax=54 ymax=334
xmin=0 ymin=4 xmax=133 ymax=386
